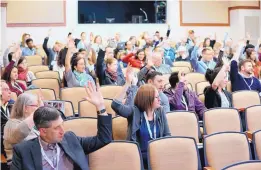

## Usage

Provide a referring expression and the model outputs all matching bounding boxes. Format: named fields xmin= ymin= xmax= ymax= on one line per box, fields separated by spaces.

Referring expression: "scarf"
xmin=18 ymin=67 xmax=28 ymax=81
xmin=105 ymin=68 xmax=118 ymax=82
xmin=73 ymin=70 xmax=89 ymax=87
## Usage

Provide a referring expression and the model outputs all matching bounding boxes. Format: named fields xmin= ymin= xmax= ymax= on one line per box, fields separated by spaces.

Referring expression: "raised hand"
xmin=125 ymin=64 xmax=134 ymax=85
xmin=84 ymin=81 xmax=105 ymax=110
xmin=37 ymin=88 xmax=44 ymax=107
xmin=47 ymin=28 xmax=52 ymax=37
xmin=67 ymin=39 xmax=75 ymax=50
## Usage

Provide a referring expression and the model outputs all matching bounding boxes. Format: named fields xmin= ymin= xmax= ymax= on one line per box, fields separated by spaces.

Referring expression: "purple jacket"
xmin=163 ymin=82 xmax=206 ymax=120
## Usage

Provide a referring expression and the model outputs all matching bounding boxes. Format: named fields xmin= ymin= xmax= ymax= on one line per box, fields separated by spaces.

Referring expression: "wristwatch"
xmin=97 ymin=109 xmax=106 ymax=115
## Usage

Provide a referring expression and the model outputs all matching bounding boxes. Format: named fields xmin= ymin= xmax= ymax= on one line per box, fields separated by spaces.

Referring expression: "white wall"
xmin=3 ymin=0 xmax=261 ymax=48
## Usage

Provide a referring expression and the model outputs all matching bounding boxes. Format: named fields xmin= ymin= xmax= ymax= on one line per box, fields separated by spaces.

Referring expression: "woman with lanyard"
xmin=111 ymin=66 xmax=170 ymax=169
xmin=163 ymin=72 xmax=206 ymax=120
xmin=3 ymin=47 xmax=27 ymax=96
xmin=3 ymin=92 xmax=43 ymax=165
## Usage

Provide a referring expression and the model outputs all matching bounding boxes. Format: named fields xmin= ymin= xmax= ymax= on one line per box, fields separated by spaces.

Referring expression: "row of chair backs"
xmin=25 ymin=55 xmax=42 ymax=66
xmin=232 ymin=90 xmax=261 ymax=110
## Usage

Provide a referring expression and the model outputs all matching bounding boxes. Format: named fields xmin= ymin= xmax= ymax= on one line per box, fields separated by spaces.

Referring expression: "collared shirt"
xmin=39 ymin=138 xmax=74 ymax=170
xmin=22 ymin=47 xmax=36 ymax=56
xmin=1 ymin=102 xmax=9 ymax=116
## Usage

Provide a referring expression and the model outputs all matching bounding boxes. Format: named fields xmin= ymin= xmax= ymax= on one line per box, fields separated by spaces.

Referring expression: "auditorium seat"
xmin=25 ymin=55 xmax=42 ymax=66
xmin=28 ymin=65 xmax=49 ymax=74
xmin=221 ymin=160 xmax=261 ymax=170
xmin=100 ymin=85 xmax=123 ymax=99
xmin=25 ymin=88 xmax=56 ymax=100
xmin=32 ymin=78 xmax=60 ymax=99
xmin=253 ymin=130 xmax=261 ymax=160
xmin=35 ymin=71 xmax=60 ymax=80
xmin=112 ymin=116 xmax=128 ymax=140
xmin=232 ymin=91 xmax=261 ymax=111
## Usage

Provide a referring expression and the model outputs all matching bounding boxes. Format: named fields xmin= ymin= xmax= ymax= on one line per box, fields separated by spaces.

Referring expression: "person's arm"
xmin=65 ymin=40 xmax=75 ymax=73
xmin=96 ymin=49 xmax=106 ymax=85
xmin=204 ymin=87 xmax=217 ymax=109
xmin=124 ymin=85 xmax=138 ymax=106
xmin=122 ymin=52 xmax=135 ymax=64
xmin=10 ymin=145 xmax=23 ymax=170
xmin=167 ymin=82 xmax=184 ymax=107
xmin=166 ymin=24 xmax=171 ymax=38
xmin=4 ymin=46 xmax=21 ymax=74
xmin=212 ymin=65 xmax=228 ymax=90
xmin=190 ymin=46 xmax=199 ymax=70
xmin=193 ymin=93 xmax=206 ymax=120
xmin=162 ymin=108 xmax=171 ymax=136
xmin=43 ymin=37 xmax=50 ymax=58
xmin=3 ymin=48 xmax=10 ymax=67
xmin=230 ymin=41 xmax=244 ymax=82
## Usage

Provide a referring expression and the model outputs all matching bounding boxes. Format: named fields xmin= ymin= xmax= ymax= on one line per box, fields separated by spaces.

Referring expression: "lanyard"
xmin=143 ymin=112 xmax=157 ymax=139
xmin=39 ymin=138 xmax=60 ymax=170
xmin=181 ymin=95 xmax=188 ymax=111
xmin=239 ymin=73 xmax=253 ymax=90
xmin=13 ymin=82 xmax=23 ymax=93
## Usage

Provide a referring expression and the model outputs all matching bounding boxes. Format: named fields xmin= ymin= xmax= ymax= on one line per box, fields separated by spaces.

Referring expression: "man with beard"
xmin=230 ymin=42 xmax=261 ymax=94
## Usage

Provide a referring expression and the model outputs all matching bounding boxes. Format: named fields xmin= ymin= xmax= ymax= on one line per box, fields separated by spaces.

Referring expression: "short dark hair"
xmin=68 ymin=32 xmax=72 ymax=37
xmin=3 ymin=66 xmax=17 ymax=82
xmin=205 ymin=67 xmax=221 ymax=84
xmin=155 ymin=31 xmax=159 ymax=34
xmin=78 ymin=48 xmax=86 ymax=53
xmin=259 ymin=44 xmax=261 ymax=48
xmin=8 ymin=52 xmax=14 ymax=62
xmin=34 ymin=106 xmax=61 ymax=129
xmin=18 ymin=57 xmax=26 ymax=66
xmin=238 ymin=59 xmax=253 ymax=71
xmin=145 ymin=71 xmax=162 ymax=83
xmin=169 ymin=72 xmax=179 ymax=88
xmin=25 ymin=38 xmax=33 ymax=45
xmin=71 ymin=52 xmax=85 ymax=71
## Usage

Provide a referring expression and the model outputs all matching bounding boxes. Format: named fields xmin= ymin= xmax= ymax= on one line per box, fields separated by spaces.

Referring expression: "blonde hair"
xmin=105 ymin=57 xmax=117 ymax=65
xmin=21 ymin=33 xmax=30 ymax=47
xmin=10 ymin=93 xmax=37 ymax=119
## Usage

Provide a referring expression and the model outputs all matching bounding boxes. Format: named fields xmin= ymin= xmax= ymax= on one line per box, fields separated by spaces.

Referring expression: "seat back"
xmin=148 ymin=137 xmax=201 ymax=170
xmin=79 ymin=99 xmax=116 ymax=117
xmin=171 ymin=66 xmax=191 ymax=74
xmin=32 ymin=78 xmax=60 ymax=99
xmin=196 ymin=81 xmax=210 ymax=95
xmin=185 ymin=73 xmax=206 ymax=90
xmin=198 ymin=94 xmax=205 ymax=103
xmin=253 ymin=130 xmax=261 ymax=160
xmin=245 ymin=105 xmax=261 ymax=132
xmin=63 ymin=117 xmax=97 ymax=137
xmin=204 ymin=108 xmax=242 ymax=135
xmin=166 ymin=111 xmax=200 ymax=143
xmin=100 ymin=86 xmax=123 ymax=99
xmin=232 ymin=91 xmax=261 ymax=110
xmin=35 ymin=71 xmax=60 ymax=80
xmin=61 ymin=87 xmax=87 ymax=113
xmin=28 ymin=65 xmax=49 ymax=74
xmin=204 ymin=132 xmax=251 ymax=170
xmin=47 ymin=100 xmax=74 ymax=117
xmin=226 ymin=81 xmax=232 ymax=93
xmin=25 ymin=55 xmax=42 ymax=66
xmin=221 ymin=160 xmax=261 ymax=170
xmin=89 ymin=141 xmax=143 ymax=170
xmin=24 ymin=88 xmax=56 ymax=100
xmin=112 ymin=116 xmax=128 ymax=140
xmin=173 ymin=61 xmax=192 ymax=70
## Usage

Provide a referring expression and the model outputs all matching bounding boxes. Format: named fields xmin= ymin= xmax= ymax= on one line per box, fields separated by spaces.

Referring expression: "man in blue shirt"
xmin=22 ymin=38 xmax=36 ymax=56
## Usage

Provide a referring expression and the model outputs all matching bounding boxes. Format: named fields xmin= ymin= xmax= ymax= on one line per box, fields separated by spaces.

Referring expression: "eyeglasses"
xmin=2 ymin=88 xmax=10 ymax=92
xmin=27 ymin=104 xmax=38 ymax=107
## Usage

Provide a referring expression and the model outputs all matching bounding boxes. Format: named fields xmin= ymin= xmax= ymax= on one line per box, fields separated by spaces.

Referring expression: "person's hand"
xmin=47 ymin=28 xmax=52 ymax=37
xmin=178 ymin=71 xmax=186 ymax=83
xmin=67 ymin=39 xmax=75 ymax=50
xmin=126 ymin=64 xmax=134 ymax=85
xmin=37 ymin=88 xmax=44 ymax=107
xmin=246 ymin=32 xmax=251 ymax=40
xmin=84 ymin=81 xmax=105 ymax=110
xmin=90 ymin=32 xmax=94 ymax=42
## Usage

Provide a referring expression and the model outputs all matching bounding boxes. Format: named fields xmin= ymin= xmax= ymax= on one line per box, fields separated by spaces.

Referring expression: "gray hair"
xmin=10 ymin=93 xmax=37 ymax=119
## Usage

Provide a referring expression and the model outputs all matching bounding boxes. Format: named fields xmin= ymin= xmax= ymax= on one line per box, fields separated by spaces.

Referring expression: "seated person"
xmin=245 ymin=48 xmax=261 ymax=79
xmin=21 ymin=38 xmax=36 ymax=57
xmin=204 ymin=65 xmax=232 ymax=109
xmin=3 ymin=50 xmax=26 ymax=96
xmin=191 ymin=39 xmax=216 ymax=74
xmin=1 ymin=81 xmax=14 ymax=159
xmin=154 ymin=47 xmax=173 ymax=67
xmin=64 ymin=40 xmax=95 ymax=87
xmin=96 ymin=47 xmax=125 ymax=86
xmin=4 ymin=93 xmax=41 ymax=162
xmin=164 ymin=72 xmax=206 ymax=120
xmin=111 ymin=66 xmax=170 ymax=169
xmin=122 ymin=49 xmax=146 ymax=69
xmin=230 ymin=42 xmax=261 ymax=94
xmin=53 ymin=48 xmax=66 ymax=80
xmin=175 ymin=46 xmax=189 ymax=62
xmin=11 ymin=82 xmax=112 ymax=169
xmin=17 ymin=57 xmax=36 ymax=83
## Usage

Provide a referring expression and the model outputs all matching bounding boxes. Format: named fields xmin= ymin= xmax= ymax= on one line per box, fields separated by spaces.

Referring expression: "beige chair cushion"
xmin=185 ymin=73 xmax=206 ymax=90
xmin=25 ymin=55 xmax=42 ymax=66
xmin=25 ymin=88 xmax=56 ymax=100
xmin=196 ymin=81 xmax=210 ymax=95
xmin=198 ymin=94 xmax=205 ymax=103
xmin=32 ymin=78 xmax=60 ymax=99
xmin=100 ymin=86 xmax=123 ymax=99
xmin=245 ymin=105 xmax=261 ymax=132
xmin=149 ymin=137 xmax=199 ymax=170
xmin=64 ymin=101 xmax=74 ymax=117
xmin=173 ymin=61 xmax=192 ymax=70
xmin=112 ymin=116 xmax=128 ymax=140
xmin=63 ymin=118 xmax=97 ymax=137
xmin=28 ymin=65 xmax=49 ymax=74
xmin=10 ymin=92 xmax=17 ymax=101
xmin=232 ymin=91 xmax=261 ymax=109
xmin=171 ymin=66 xmax=191 ymax=74
xmin=35 ymin=71 xmax=60 ymax=80
xmin=61 ymin=87 xmax=87 ymax=112
xmin=89 ymin=142 xmax=142 ymax=170
xmin=205 ymin=133 xmax=250 ymax=170
xmin=166 ymin=112 xmax=199 ymax=143
xmin=204 ymin=108 xmax=241 ymax=135
xmin=254 ymin=131 xmax=261 ymax=160
xmin=79 ymin=99 xmax=116 ymax=117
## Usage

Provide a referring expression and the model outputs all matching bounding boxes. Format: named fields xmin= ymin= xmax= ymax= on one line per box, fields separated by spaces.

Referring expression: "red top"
xmin=7 ymin=81 xmax=26 ymax=96
xmin=122 ymin=53 xmax=144 ymax=69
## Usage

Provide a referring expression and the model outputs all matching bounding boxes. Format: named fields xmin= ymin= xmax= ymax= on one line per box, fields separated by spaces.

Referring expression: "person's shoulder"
xmin=13 ymin=137 xmax=38 ymax=151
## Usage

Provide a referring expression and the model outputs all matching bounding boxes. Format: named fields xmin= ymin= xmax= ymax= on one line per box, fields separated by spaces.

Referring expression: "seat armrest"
xmin=246 ymin=131 xmax=253 ymax=140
